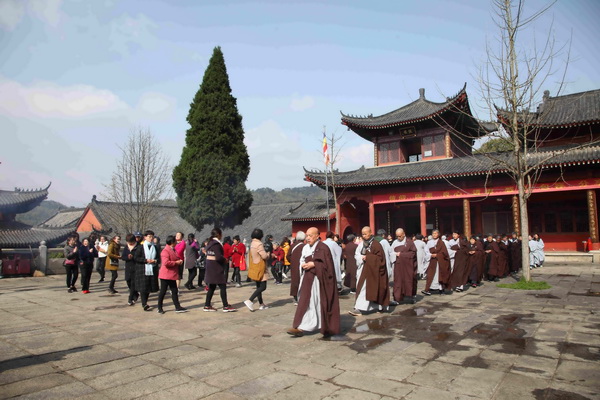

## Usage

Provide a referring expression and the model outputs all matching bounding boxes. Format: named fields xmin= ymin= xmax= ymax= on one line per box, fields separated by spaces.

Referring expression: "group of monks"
xmin=286 ymin=226 xmax=529 ymax=338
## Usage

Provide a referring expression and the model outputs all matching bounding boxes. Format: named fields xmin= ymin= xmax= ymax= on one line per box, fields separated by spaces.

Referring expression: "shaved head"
xmin=361 ymin=226 xmax=373 ymax=240
xmin=306 ymin=227 xmax=320 ymax=245
xmin=395 ymin=228 xmax=406 ymax=240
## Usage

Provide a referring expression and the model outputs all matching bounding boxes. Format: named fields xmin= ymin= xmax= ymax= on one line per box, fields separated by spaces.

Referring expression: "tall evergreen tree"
xmin=173 ymin=47 xmax=252 ymax=229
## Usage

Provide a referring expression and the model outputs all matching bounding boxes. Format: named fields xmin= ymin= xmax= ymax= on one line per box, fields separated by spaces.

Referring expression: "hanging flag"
xmin=322 ymin=132 xmax=330 ymax=165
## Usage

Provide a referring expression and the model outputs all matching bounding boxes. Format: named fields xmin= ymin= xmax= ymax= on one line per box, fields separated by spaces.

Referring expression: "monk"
xmin=342 ymin=233 xmax=358 ymax=293
xmin=389 ymin=228 xmax=418 ymax=305
xmin=287 ymin=231 xmax=306 ymax=305
xmin=485 ymin=234 xmax=501 ymax=281
xmin=466 ymin=236 xmax=485 ymax=287
xmin=349 ymin=226 xmax=390 ymax=316
xmin=287 ymin=227 xmax=340 ymax=337
xmin=422 ymin=229 xmax=450 ymax=295
xmin=448 ymin=231 xmax=469 ymax=292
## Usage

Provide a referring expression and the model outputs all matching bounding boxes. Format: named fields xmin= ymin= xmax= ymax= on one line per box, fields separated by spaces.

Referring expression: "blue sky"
xmin=1 ymin=0 xmax=598 ymax=206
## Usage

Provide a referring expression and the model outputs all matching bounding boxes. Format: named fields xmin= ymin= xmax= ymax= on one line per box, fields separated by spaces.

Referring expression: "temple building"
xmin=303 ymin=86 xmax=600 ymax=251
xmin=0 ymin=184 xmax=74 ymax=248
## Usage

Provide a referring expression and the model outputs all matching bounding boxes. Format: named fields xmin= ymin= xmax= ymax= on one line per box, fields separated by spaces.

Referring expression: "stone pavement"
xmin=0 ymin=263 xmax=598 ymax=400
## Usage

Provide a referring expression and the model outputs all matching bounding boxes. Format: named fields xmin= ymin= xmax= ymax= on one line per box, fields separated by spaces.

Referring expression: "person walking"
xmin=230 ymin=235 xmax=246 ymax=287
xmin=157 ymin=235 xmax=187 ymax=314
xmin=134 ymin=231 xmax=160 ymax=311
xmin=122 ymin=234 xmax=140 ymax=306
xmin=271 ymin=241 xmax=285 ymax=285
xmin=244 ymin=228 xmax=270 ymax=311
xmin=78 ymin=237 xmax=96 ymax=294
xmin=95 ymin=235 xmax=108 ymax=283
xmin=281 ymin=237 xmax=291 ymax=279
xmin=184 ymin=234 xmax=200 ymax=290
xmin=203 ymin=229 xmax=236 ymax=312
xmin=64 ymin=235 xmax=79 ymax=293
xmin=105 ymin=235 xmax=121 ymax=294
xmin=288 ymin=231 xmax=306 ymax=305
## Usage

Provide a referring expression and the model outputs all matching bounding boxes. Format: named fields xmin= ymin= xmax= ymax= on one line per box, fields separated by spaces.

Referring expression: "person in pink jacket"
xmin=157 ymin=235 xmax=188 ymax=314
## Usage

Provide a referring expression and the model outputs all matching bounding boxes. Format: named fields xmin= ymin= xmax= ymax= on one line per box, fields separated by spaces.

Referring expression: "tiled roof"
xmin=40 ymin=208 xmax=85 ymax=228
xmin=0 ymin=184 xmax=50 ymax=214
xmin=281 ymin=200 xmax=334 ymax=221
xmin=498 ymin=88 xmax=600 ymax=128
xmin=304 ymin=144 xmax=600 ymax=188
xmin=341 ymin=85 xmax=468 ymax=129
xmin=0 ymin=226 xmax=75 ymax=248
xmin=194 ymin=202 xmax=299 ymax=243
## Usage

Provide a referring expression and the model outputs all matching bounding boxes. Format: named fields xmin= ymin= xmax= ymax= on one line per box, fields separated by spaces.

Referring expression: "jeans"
xmin=65 ymin=264 xmax=78 ymax=288
xmin=249 ymin=280 xmax=267 ymax=304
xmin=158 ymin=279 xmax=182 ymax=310
xmin=231 ymin=267 xmax=241 ymax=284
xmin=109 ymin=270 xmax=118 ymax=291
xmin=96 ymin=257 xmax=106 ymax=280
xmin=205 ymin=283 xmax=229 ymax=307
xmin=186 ymin=268 xmax=197 ymax=288
xmin=79 ymin=263 xmax=93 ymax=291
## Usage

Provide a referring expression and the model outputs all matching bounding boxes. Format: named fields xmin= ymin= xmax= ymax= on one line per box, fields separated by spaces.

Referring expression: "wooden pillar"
xmin=369 ymin=201 xmax=375 ymax=230
xmin=511 ymin=195 xmax=521 ymax=235
xmin=463 ymin=198 xmax=471 ymax=239
xmin=420 ymin=201 xmax=427 ymax=236
xmin=588 ymin=190 xmax=599 ymax=250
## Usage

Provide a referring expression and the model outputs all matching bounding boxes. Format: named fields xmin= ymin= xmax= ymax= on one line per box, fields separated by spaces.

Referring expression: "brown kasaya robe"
xmin=292 ymin=241 xmax=340 ymax=336
xmin=486 ymin=241 xmax=501 ymax=278
xmin=509 ymin=240 xmax=522 ymax=272
xmin=356 ymin=238 xmax=390 ymax=307
xmin=425 ymin=239 xmax=450 ymax=291
xmin=342 ymin=241 xmax=358 ymax=290
xmin=498 ymin=241 xmax=509 ymax=277
xmin=392 ymin=239 xmax=418 ymax=300
xmin=287 ymin=241 xmax=305 ymax=298
xmin=449 ymin=238 xmax=469 ymax=288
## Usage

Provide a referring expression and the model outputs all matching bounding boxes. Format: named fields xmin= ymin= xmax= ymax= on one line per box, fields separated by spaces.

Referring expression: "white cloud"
xmin=0 ymin=0 xmax=62 ymax=31
xmin=109 ymin=13 xmax=158 ymax=56
xmin=290 ymin=94 xmax=315 ymax=112
xmin=136 ymin=92 xmax=175 ymax=118
xmin=335 ymin=142 xmax=373 ymax=170
xmin=0 ymin=77 xmax=129 ymax=119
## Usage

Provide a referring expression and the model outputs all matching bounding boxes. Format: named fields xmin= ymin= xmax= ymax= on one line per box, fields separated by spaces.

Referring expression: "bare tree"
xmin=103 ymin=127 xmax=173 ymax=234
xmin=475 ymin=0 xmax=577 ymax=281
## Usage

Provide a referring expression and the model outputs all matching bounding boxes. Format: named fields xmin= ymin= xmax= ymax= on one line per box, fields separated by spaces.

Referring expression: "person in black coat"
xmin=133 ymin=230 xmax=160 ymax=311
xmin=78 ymin=237 xmax=97 ymax=294
xmin=122 ymin=234 xmax=140 ymax=306
xmin=203 ymin=228 xmax=236 ymax=313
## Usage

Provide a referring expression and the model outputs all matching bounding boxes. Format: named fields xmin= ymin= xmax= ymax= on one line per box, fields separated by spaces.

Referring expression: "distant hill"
xmin=251 ymin=185 xmax=326 ymax=205
xmin=15 ymin=200 xmax=70 ymax=227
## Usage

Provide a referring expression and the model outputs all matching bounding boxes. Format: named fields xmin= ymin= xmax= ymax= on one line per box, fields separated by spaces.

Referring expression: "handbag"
xmin=247 ymin=257 xmax=265 ymax=281
xmin=239 ymin=255 xmax=247 ymax=271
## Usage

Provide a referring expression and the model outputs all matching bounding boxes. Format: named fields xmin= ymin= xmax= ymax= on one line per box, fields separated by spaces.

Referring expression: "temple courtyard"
xmin=0 ymin=264 xmax=599 ymax=399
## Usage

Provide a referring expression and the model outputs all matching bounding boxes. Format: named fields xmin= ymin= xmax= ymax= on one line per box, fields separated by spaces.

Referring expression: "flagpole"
xmin=324 ymin=126 xmax=330 ymax=232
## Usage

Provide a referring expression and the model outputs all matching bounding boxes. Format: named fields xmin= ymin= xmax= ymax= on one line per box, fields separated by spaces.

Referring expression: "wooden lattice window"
xmin=378 ymin=141 xmax=400 ymax=165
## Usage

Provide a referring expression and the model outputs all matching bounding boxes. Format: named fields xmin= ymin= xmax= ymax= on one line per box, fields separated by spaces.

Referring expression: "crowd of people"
xmin=62 ymin=226 xmax=545 ymax=337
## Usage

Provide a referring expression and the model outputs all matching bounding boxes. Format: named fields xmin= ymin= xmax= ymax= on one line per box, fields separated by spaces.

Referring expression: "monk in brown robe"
xmin=390 ymin=228 xmax=418 ymax=304
xmin=422 ymin=229 xmax=450 ymax=295
xmin=467 ymin=236 xmax=485 ymax=287
xmin=288 ymin=227 xmax=340 ymax=337
xmin=349 ymin=226 xmax=390 ymax=315
xmin=448 ymin=231 xmax=469 ymax=291
xmin=497 ymin=235 xmax=509 ymax=277
xmin=485 ymin=235 xmax=501 ymax=281
xmin=342 ymin=233 xmax=358 ymax=293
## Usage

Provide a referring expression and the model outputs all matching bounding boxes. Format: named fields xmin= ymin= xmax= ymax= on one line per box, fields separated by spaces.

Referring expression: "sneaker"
xmin=259 ymin=304 xmax=269 ymax=310
xmin=203 ymin=306 xmax=217 ymax=312
xmin=350 ymin=290 xmax=356 ymax=294
xmin=235 ymin=284 xmax=242 ymax=288
xmin=82 ymin=290 xmax=90 ymax=294
xmin=421 ymin=290 xmax=431 ymax=296
xmin=97 ymin=279 xmax=104 ymax=283
xmin=204 ymin=286 xmax=209 ymax=291
xmin=127 ymin=301 xmax=134 ymax=306
xmin=243 ymin=300 xmax=254 ymax=312
xmin=157 ymin=309 xmax=165 ymax=314
xmin=67 ymin=288 xmax=73 ymax=293
xmin=175 ymin=307 xmax=188 ymax=313
xmin=389 ymin=300 xmax=400 ymax=306
xmin=222 ymin=306 xmax=237 ymax=313
xmin=293 ymin=302 xmax=298 ymax=306
xmin=143 ymin=305 xmax=153 ymax=312
xmin=348 ymin=309 xmax=362 ymax=316
xmin=282 ymin=273 xmax=288 ymax=279
xmin=71 ymin=287 xmax=78 ymax=292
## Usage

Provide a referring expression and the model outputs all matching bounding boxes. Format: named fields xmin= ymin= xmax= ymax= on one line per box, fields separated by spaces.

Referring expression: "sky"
xmin=1 ymin=0 xmax=599 ymax=207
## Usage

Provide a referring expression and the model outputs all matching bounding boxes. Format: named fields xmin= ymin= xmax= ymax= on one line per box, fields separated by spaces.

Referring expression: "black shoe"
xmin=98 ymin=279 xmax=104 ymax=283
xmin=127 ymin=301 xmax=134 ymax=306
xmin=67 ymin=288 xmax=73 ymax=293
xmin=389 ymin=300 xmax=400 ymax=306
xmin=421 ymin=290 xmax=431 ymax=296
xmin=157 ymin=309 xmax=165 ymax=314
xmin=143 ymin=305 xmax=153 ymax=312
xmin=175 ymin=307 xmax=188 ymax=313
xmin=71 ymin=287 xmax=78 ymax=292
xmin=109 ymin=289 xmax=118 ymax=294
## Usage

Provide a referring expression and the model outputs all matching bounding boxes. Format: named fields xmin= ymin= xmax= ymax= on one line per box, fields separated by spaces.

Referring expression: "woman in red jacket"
xmin=230 ymin=235 xmax=246 ymax=287
xmin=157 ymin=235 xmax=187 ymax=314
xmin=271 ymin=241 xmax=285 ymax=285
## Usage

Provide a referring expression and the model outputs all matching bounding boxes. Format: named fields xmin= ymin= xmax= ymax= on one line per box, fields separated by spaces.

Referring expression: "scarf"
xmin=143 ymin=240 xmax=156 ymax=276
xmin=299 ymin=241 xmax=318 ymax=277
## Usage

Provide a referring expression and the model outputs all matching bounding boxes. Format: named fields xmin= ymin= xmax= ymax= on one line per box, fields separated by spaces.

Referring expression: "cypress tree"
xmin=173 ymin=46 xmax=252 ymax=229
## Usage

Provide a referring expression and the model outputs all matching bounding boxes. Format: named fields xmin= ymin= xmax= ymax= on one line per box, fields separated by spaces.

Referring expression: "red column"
xmin=369 ymin=201 xmax=375 ymax=230
xmin=420 ymin=201 xmax=427 ymax=236
xmin=588 ymin=190 xmax=599 ymax=250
